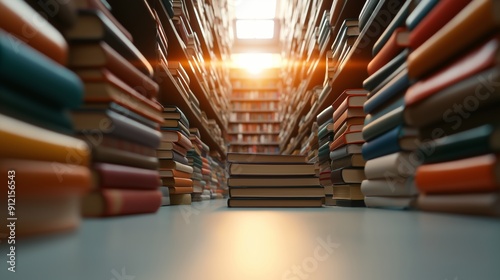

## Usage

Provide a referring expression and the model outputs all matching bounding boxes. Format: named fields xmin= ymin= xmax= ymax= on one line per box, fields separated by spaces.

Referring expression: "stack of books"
xmin=211 ymin=155 xmax=229 ymax=198
xmin=227 ymin=153 xmax=323 ymax=207
xmin=327 ymin=19 xmax=360 ymax=78
xmin=330 ymin=89 xmax=368 ymax=207
xmin=316 ymin=105 xmax=335 ymax=205
xmin=158 ymin=106 xmax=193 ymax=205
xmin=360 ymin=0 xmax=421 ymax=210
xmin=65 ymin=4 xmax=164 ymax=216
xmin=403 ymin=0 xmax=500 ymax=216
xmin=190 ymin=130 xmax=212 ymax=200
xmin=201 ymin=146 xmax=213 ymax=199
xmin=188 ymin=128 xmax=205 ymax=201
xmin=0 ymin=1 xmax=91 ymax=235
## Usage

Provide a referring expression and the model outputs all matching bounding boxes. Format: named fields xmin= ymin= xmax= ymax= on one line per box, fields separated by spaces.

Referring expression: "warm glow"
xmin=236 ymin=19 xmax=275 ymax=39
xmin=234 ymin=0 xmax=277 ymax=39
xmin=231 ymin=53 xmax=282 ymax=74
xmin=234 ymin=0 xmax=277 ymax=19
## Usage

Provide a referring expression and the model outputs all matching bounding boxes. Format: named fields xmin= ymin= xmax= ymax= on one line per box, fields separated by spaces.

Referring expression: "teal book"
xmin=421 ymin=124 xmax=500 ymax=164
xmin=0 ymin=31 xmax=83 ymax=109
xmin=363 ymin=50 xmax=408 ymax=92
xmin=372 ymin=0 xmax=413 ymax=56
xmin=364 ymin=94 xmax=405 ymax=126
xmin=362 ymin=105 xmax=404 ymax=142
xmin=0 ymin=84 xmax=73 ymax=133
xmin=405 ymin=0 xmax=439 ymax=30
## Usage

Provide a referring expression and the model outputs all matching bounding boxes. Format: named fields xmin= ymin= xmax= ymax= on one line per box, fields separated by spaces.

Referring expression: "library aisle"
xmin=2 ymin=199 xmax=499 ymax=280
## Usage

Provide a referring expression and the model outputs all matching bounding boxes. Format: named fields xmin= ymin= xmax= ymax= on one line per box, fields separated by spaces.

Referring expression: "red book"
xmin=82 ymin=189 xmax=162 ymax=217
xmin=409 ymin=0 xmax=473 ymax=50
xmin=416 ymin=153 xmax=500 ymax=194
xmin=405 ymin=35 xmax=500 ymax=107
xmin=329 ymin=130 xmax=364 ymax=151
xmin=332 ymin=89 xmax=368 ymax=111
xmin=367 ymin=27 xmax=410 ymax=75
xmin=92 ymin=162 xmax=160 ymax=190
xmin=332 ymin=95 xmax=368 ymax=121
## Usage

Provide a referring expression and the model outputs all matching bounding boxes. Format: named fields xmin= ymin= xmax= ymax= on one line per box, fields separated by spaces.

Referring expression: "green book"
xmin=0 ymin=31 xmax=83 ymax=109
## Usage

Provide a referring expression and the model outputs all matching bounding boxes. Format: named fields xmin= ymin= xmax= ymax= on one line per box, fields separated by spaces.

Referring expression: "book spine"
xmin=362 ymin=105 xmax=404 ymax=142
xmin=362 ymin=126 xmax=402 ymax=160
xmin=93 ymin=162 xmax=160 ymax=189
xmin=364 ymin=68 xmax=410 ymax=114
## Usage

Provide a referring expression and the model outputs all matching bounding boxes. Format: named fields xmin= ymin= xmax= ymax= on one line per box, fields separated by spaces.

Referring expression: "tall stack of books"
xmin=211 ymin=155 xmax=229 ymax=198
xmin=0 ymin=1 xmax=91 ymax=235
xmin=227 ymin=153 xmax=323 ymax=207
xmin=330 ymin=89 xmax=368 ymax=207
xmin=201 ymin=144 xmax=213 ymax=199
xmin=327 ymin=19 xmax=360 ymax=78
xmin=158 ymin=106 xmax=193 ymax=205
xmin=360 ymin=0 xmax=421 ymax=210
xmin=65 ymin=4 xmax=164 ymax=216
xmin=403 ymin=0 xmax=500 ymax=216
xmin=316 ymin=106 xmax=335 ymax=205
xmin=188 ymin=128 xmax=205 ymax=201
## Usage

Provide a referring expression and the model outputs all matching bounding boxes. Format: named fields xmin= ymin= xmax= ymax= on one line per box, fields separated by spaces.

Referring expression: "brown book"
xmin=332 ymin=184 xmax=364 ymax=200
xmin=330 ymin=167 xmax=366 ymax=184
xmin=92 ymin=145 xmax=159 ymax=170
xmin=330 ymin=153 xmax=365 ymax=170
xmin=168 ymin=186 xmax=194 ymax=195
xmin=170 ymin=193 xmax=192 ymax=205
xmin=227 ymin=177 xmax=320 ymax=187
xmin=161 ymin=130 xmax=192 ymax=150
xmin=82 ymin=189 xmax=162 ymax=217
xmin=229 ymin=187 xmax=325 ymax=198
xmin=227 ymin=153 xmax=306 ymax=163
xmin=158 ymin=141 xmax=189 ymax=156
xmin=329 ymin=130 xmax=364 ymax=151
xmin=0 ymin=1 xmax=67 ymax=64
xmin=70 ymin=43 xmax=159 ymax=98
xmin=159 ymin=169 xmax=192 ymax=179
xmin=161 ymin=177 xmax=193 ymax=187
xmin=333 ymin=114 xmax=365 ymax=132
xmin=158 ymin=159 xmax=194 ymax=174
xmin=227 ymin=198 xmax=323 ymax=207
xmin=228 ymin=163 xmax=317 ymax=176
xmin=417 ymin=192 xmax=500 ymax=217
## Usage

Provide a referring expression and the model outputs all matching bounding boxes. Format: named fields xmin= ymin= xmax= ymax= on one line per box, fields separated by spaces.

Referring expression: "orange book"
xmin=408 ymin=0 xmax=500 ymax=80
xmin=0 ymin=1 xmax=67 ymax=64
xmin=409 ymin=0 xmax=473 ymax=50
xmin=405 ymin=35 xmax=500 ymax=106
xmin=161 ymin=177 xmax=193 ymax=187
xmin=69 ymin=42 xmax=159 ymax=98
xmin=331 ymin=89 xmax=368 ymax=110
xmin=168 ymin=186 xmax=194 ymax=195
xmin=329 ymin=130 xmax=364 ymax=151
xmin=416 ymin=153 xmax=500 ymax=194
xmin=0 ymin=114 xmax=90 ymax=165
xmin=159 ymin=169 xmax=192 ymax=179
xmin=367 ymin=27 xmax=410 ymax=75
xmin=82 ymin=69 xmax=163 ymax=123
xmin=160 ymin=130 xmax=192 ymax=150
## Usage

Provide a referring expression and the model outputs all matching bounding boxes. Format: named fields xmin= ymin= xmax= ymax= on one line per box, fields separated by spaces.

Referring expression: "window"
xmin=234 ymin=0 xmax=277 ymax=39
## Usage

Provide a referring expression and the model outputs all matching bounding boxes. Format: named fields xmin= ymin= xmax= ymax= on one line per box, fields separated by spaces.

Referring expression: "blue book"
xmin=362 ymin=105 xmax=405 ymax=142
xmin=362 ymin=125 xmax=419 ymax=160
xmin=364 ymin=49 xmax=409 ymax=92
xmin=364 ymin=67 xmax=410 ymax=114
xmin=364 ymin=94 xmax=405 ymax=126
xmin=405 ymin=0 xmax=439 ymax=30
xmin=0 ymin=31 xmax=84 ymax=109
xmin=372 ymin=0 xmax=413 ymax=56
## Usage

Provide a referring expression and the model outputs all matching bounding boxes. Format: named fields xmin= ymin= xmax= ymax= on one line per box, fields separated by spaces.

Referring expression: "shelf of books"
xmin=228 ymin=68 xmax=282 ymax=154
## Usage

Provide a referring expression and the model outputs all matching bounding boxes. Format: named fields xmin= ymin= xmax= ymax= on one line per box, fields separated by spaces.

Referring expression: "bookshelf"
xmin=228 ymin=68 xmax=282 ymax=154
xmin=4 ymin=199 xmax=500 ymax=280
xmin=278 ymin=0 xmax=397 ymax=154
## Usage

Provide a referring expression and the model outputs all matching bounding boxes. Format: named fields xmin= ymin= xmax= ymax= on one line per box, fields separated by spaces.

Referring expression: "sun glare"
xmin=231 ymin=53 xmax=282 ymax=74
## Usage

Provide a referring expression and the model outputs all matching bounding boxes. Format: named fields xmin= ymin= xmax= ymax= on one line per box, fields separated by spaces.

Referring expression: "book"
xmin=161 ymin=177 xmax=193 ymax=187
xmin=408 ymin=0 xmax=473 ymax=50
xmin=162 ymin=106 xmax=190 ymax=127
xmin=367 ymin=27 xmax=410 ymax=75
xmin=416 ymin=153 xmax=500 ymax=194
xmin=78 ymin=134 xmax=156 ymax=157
xmin=405 ymin=36 xmax=500 ymax=108
xmin=316 ymin=105 xmax=335 ymax=126
xmin=65 ymin=9 xmax=153 ymax=76
xmin=156 ymin=150 xmax=189 ymax=165
xmin=364 ymin=152 xmax=418 ymax=180
xmin=420 ymin=124 xmax=500 ymax=164
xmin=227 ymin=153 xmax=306 ymax=163
xmin=92 ymin=162 xmax=160 ymax=190
xmin=0 ymin=114 xmax=90 ymax=165
xmin=329 ymin=144 xmax=363 ymax=161
xmin=72 ymin=109 xmax=162 ymax=148
xmin=364 ymin=196 xmax=416 ymax=209
xmin=158 ymin=159 xmax=194 ymax=174
xmin=333 ymin=111 xmax=365 ymax=132
xmin=0 ymin=0 xmax=68 ymax=64
xmin=0 ymin=31 xmax=83 ymax=109
xmin=364 ymin=94 xmax=405 ymax=126
xmin=160 ymin=130 xmax=193 ymax=150
xmin=330 ymin=153 xmax=365 ymax=170
xmin=227 ymin=177 xmax=320 ymax=187
xmin=82 ymin=189 xmax=162 ymax=216
xmin=0 ymin=83 xmax=73 ymax=133
xmin=332 ymin=89 xmax=368 ymax=110
xmin=227 ymin=198 xmax=323 ymax=208
xmin=405 ymin=0 xmax=439 ymax=30
xmin=332 ymin=185 xmax=364 ymax=200
xmin=363 ymin=49 xmax=409 ymax=92
xmin=404 ymin=66 xmax=500 ymax=128
xmin=168 ymin=186 xmax=194 ymax=195
xmin=332 ymin=95 xmax=368 ymax=121
xmin=335 ymin=199 xmax=365 ymax=207
xmin=229 ymin=187 xmax=325 ymax=198
xmin=364 ymin=68 xmax=410 ymax=114
xmin=81 ymin=69 xmax=163 ymax=123
xmin=372 ymin=0 xmax=413 ymax=56
xmin=330 ymin=167 xmax=366 ymax=184
xmin=362 ymin=125 xmax=419 ymax=160
xmin=159 ymin=186 xmax=171 ymax=206
xmin=362 ymin=105 xmax=404 ymax=142
xmin=107 ymin=102 xmax=158 ymax=129
xmin=170 ymin=193 xmax=192 ymax=205
xmin=359 ymin=0 xmax=381 ymax=31
xmin=361 ymin=177 xmax=419 ymax=196
xmin=407 ymin=0 xmax=500 ymax=80
xmin=228 ymin=163 xmax=317 ymax=176
xmin=329 ymin=130 xmax=364 ymax=151
xmin=74 ymin=0 xmax=133 ymax=42
xmin=159 ymin=169 xmax=192 ymax=179
xmin=25 ymin=0 xmax=77 ymax=28
xmin=92 ymin=145 xmax=159 ymax=170
xmin=416 ymin=192 xmax=500 ymax=216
